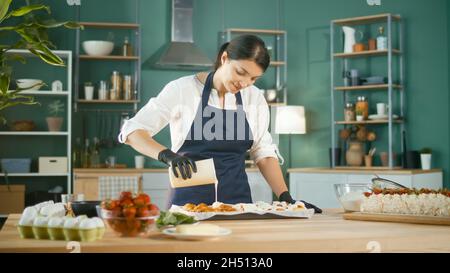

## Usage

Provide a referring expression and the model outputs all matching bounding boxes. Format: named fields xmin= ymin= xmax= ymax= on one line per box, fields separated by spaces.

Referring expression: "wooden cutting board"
xmin=343 ymin=212 xmax=450 ymax=226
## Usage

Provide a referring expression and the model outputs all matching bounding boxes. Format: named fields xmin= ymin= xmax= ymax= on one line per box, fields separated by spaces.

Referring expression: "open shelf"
xmin=334 ymin=49 xmax=401 ymax=58
xmin=270 ymin=61 xmax=286 ymax=66
xmin=267 ymin=102 xmax=287 ymax=107
xmin=79 ymin=22 xmax=139 ymax=29
xmin=332 ymin=13 xmax=401 ymax=26
xmin=79 ymin=55 xmax=139 ymax=61
xmin=77 ymin=99 xmax=139 ymax=104
xmin=335 ymin=119 xmax=404 ymax=125
xmin=8 ymin=90 xmax=69 ymax=96
xmin=0 ymin=131 xmax=69 ymax=136
xmin=0 ymin=173 xmax=69 ymax=177
xmin=334 ymin=84 xmax=403 ymax=91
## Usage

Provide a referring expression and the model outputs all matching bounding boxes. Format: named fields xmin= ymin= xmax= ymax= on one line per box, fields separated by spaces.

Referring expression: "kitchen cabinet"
xmin=74 ymin=168 xmax=273 ymax=208
xmin=330 ymin=14 xmax=405 ymax=168
xmin=288 ymin=168 xmax=443 ymax=209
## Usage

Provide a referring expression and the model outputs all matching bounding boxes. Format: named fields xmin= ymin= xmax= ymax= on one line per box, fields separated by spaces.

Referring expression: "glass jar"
xmin=123 ymin=75 xmax=132 ymax=100
xmin=344 ymin=102 xmax=356 ymax=122
xmin=110 ymin=71 xmax=122 ymax=100
xmin=355 ymin=96 xmax=369 ymax=120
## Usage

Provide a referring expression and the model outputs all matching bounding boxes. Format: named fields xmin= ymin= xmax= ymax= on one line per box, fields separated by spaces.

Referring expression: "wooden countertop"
xmin=1 ymin=210 xmax=449 ymax=253
xmin=287 ymin=167 xmax=443 ymax=175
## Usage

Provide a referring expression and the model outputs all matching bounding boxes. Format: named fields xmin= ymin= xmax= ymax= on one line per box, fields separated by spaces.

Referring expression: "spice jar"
xmin=355 ymin=96 xmax=369 ymax=120
xmin=344 ymin=102 xmax=356 ymax=122
xmin=123 ymin=75 xmax=132 ymax=100
xmin=110 ymin=71 xmax=122 ymax=100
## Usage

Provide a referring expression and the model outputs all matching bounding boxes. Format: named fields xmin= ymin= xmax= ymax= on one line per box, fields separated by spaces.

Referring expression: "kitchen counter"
xmin=1 ymin=210 xmax=449 ymax=253
xmin=287 ymin=167 xmax=442 ymax=175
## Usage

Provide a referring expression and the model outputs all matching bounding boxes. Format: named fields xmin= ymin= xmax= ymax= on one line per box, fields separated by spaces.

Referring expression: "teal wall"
xmin=2 ymin=0 xmax=449 ymax=192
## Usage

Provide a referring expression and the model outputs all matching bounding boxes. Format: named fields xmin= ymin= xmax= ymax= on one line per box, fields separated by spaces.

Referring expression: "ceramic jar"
xmin=346 ymin=141 xmax=364 ymax=166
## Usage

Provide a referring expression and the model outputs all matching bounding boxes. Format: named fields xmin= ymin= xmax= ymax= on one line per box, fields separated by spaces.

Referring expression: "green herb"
xmin=156 ymin=211 xmax=197 ymax=229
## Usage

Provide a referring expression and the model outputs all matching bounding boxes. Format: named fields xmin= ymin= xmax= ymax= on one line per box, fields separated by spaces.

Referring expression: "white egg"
xmin=91 ymin=217 xmax=105 ymax=228
xmin=48 ymin=217 xmax=65 ymax=228
xmin=79 ymin=219 xmax=97 ymax=229
xmin=33 ymin=216 xmax=49 ymax=227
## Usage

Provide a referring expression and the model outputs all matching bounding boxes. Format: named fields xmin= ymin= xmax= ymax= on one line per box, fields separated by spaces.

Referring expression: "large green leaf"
xmin=0 ymin=73 xmax=10 ymax=94
xmin=4 ymin=4 xmax=50 ymax=20
xmin=0 ymin=0 xmax=12 ymax=22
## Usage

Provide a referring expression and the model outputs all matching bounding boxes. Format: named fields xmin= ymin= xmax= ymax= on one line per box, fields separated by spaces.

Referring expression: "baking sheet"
xmin=169 ymin=205 xmax=315 ymax=221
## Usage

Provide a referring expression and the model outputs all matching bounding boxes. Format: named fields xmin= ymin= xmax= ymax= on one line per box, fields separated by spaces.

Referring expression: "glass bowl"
xmin=334 ymin=183 xmax=371 ymax=212
xmin=100 ymin=209 xmax=159 ymax=237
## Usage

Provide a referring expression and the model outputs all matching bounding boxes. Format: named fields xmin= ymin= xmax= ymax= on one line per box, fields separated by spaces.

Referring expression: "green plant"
xmin=84 ymin=82 xmax=93 ymax=86
xmin=356 ymin=109 xmax=363 ymax=116
xmin=0 ymin=0 xmax=80 ymax=123
xmin=47 ymin=99 xmax=64 ymax=117
xmin=420 ymin=147 xmax=432 ymax=154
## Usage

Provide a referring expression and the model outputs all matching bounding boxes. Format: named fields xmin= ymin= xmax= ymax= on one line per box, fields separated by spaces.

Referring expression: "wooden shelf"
xmin=332 ymin=13 xmax=401 ymax=26
xmin=0 ymin=131 xmax=68 ymax=136
xmin=77 ymin=99 xmax=138 ymax=104
xmin=334 ymin=84 xmax=403 ymax=91
xmin=79 ymin=55 xmax=139 ymax=61
xmin=227 ymin=28 xmax=286 ymax=35
xmin=10 ymin=90 xmax=69 ymax=96
xmin=0 ymin=173 xmax=69 ymax=177
xmin=270 ymin=61 xmax=286 ymax=66
xmin=334 ymin=49 xmax=401 ymax=58
xmin=79 ymin=22 xmax=139 ymax=29
xmin=335 ymin=119 xmax=404 ymax=125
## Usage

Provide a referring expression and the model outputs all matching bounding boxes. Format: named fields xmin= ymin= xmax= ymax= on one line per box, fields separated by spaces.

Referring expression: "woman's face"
xmin=219 ymin=52 xmax=264 ymax=94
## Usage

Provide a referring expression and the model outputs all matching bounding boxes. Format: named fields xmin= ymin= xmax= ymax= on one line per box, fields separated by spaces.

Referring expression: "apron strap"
xmin=202 ymin=71 xmax=244 ymax=110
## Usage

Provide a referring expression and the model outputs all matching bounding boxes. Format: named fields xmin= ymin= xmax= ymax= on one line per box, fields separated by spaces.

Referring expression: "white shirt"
xmin=118 ymin=75 xmax=280 ymax=164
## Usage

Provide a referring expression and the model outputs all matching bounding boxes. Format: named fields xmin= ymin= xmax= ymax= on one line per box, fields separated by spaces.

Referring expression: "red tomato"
xmin=122 ymin=207 xmax=137 ymax=218
xmin=137 ymin=193 xmax=151 ymax=205
xmin=120 ymin=198 xmax=134 ymax=208
xmin=148 ymin=203 xmax=160 ymax=216
xmin=120 ymin=191 xmax=133 ymax=201
xmin=136 ymin=207 xmax=150 ymax=217
xmin=133 ymin=196 xmax=146 ymax=208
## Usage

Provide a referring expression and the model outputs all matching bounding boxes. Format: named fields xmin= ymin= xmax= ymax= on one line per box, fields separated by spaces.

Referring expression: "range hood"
xmin=152 ymin=0 xmax=212 ymax=70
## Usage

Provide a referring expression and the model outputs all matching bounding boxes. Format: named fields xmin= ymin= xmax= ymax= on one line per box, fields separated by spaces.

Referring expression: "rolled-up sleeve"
xmin=248 ymin=94 xmax=278 ymax=163
xmin=118 ymin=81 xmax=180 ymax=143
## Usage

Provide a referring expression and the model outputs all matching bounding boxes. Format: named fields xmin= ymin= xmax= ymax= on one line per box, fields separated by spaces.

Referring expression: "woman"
xmin=119 ymin=35 xmax=321 ymax=212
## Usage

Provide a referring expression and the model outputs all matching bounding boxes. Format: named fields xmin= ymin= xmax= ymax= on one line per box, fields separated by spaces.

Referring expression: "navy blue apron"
xmin=169 ymin=72 xmax=254 ymax=206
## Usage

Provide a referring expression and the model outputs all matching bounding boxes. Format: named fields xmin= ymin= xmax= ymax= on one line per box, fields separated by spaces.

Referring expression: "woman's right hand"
xmin=158 ymin=149 xmax=197 ymax=180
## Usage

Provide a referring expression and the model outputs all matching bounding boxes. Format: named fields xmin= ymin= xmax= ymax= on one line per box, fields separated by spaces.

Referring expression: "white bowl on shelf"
xmin=16 ymin=79 xmax=43 ymax=90
xmin=82 ymin=40 xmax=114 ymax=56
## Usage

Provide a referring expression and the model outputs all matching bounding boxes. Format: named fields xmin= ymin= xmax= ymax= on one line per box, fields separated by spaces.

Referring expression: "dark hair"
xmin=214 ymin=35 xmax=270 ymax=72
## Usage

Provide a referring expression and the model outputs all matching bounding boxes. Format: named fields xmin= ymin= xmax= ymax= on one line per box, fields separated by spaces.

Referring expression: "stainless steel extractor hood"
xmin=152 ymin=0 xmax=212 ymax=70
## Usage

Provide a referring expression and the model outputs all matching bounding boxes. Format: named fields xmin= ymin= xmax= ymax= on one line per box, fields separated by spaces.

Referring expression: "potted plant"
xmin=0 ymin=0 xmax=80 ymax=123
xmin=46 ymin=100 xmax=64 ymax=132
xmin=356 ymin=109 xmax=364 ymax=121
xmin=419 ymin=147 xmax=432 ymax=170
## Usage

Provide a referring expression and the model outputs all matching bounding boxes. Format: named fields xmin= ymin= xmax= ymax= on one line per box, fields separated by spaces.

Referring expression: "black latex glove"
xmin=158 ymin=149 xmax=197 ymax=180
xmin=278 ymin=191 xmax=322 ymax=214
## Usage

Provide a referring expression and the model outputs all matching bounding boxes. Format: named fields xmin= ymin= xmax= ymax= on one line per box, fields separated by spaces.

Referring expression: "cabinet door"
xmin=73 ymin=177 xmax=99 ymax=201
xmin=142 ymin=173 xmax=170 ymax=210
xmin=246 ymin=171 xmax=273 ymax=203
xmin=411 ymin=173 xmax=443 ymax=189
xmin=289 ymin=173 xmax=346 ymax=209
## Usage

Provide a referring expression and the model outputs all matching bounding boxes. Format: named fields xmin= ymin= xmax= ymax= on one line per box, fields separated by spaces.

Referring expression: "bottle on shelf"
xmin=90 ymin=137 xmax=100 ymax=168
xmin=122 ymin=36 xmax=133 ymax=57
xmin=81 ymin=138 xmax=91 ymax=168
xmin=355 ymin=96 xmax=369 ymax=120
xmin=110 ymin=71 xmax=122 ymax=100
xmin=376 ymin=26 xmax=387 ymax=50
xmin=73 ymin=137 xmax=82 ymax=168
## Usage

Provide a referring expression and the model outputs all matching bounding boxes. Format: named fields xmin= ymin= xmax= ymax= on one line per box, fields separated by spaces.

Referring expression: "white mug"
xmin=135 ymin=155 xmax=145 ymax=169
xmin=376 ymin=103 xmax=387 ymax=115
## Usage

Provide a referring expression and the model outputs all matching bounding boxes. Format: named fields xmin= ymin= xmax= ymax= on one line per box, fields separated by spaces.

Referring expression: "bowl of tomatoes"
xmin=100 ymin=191 xmax=160 ymax=237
